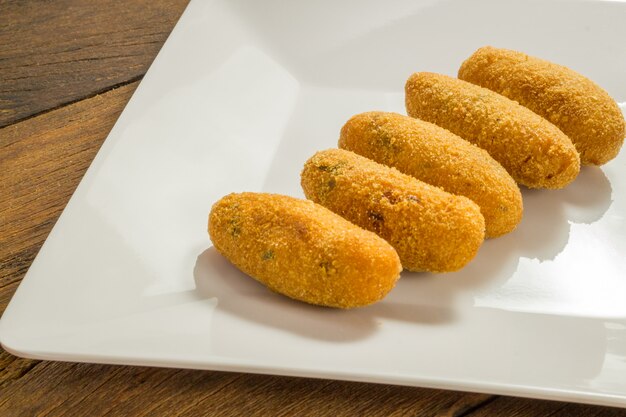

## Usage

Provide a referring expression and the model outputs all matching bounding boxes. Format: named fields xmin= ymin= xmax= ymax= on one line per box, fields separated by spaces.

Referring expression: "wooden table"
xmin=1 ymin=2 xmax=625 ymax=415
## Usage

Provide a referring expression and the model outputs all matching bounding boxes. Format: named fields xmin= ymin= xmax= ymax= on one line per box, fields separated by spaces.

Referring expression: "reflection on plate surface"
xmin=1 ymin=0 xmax=626 ymax=408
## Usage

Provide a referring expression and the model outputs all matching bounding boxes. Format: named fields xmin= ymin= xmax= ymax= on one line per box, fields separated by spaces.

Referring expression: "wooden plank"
xmin=0 ymin=348 xmax=38 ymax=390
xmin=466 ymin=396 xmax=626 ymax=417
xmin=0 ymin=360 xmax=494 ymax=417
xmin=55 ymin=369 xmax=244 ymax=417
xmin=0 ymin=361 xmax=122 ymax=415
xmin=464 ymin=396 xmax=566 ymax=416
xmin=554 ymin=403 xmax=626 ymax=417
xmin=0 ymin=0 xmax=188 ymax=127
xmin=176 ymin=377 xmax=493 ymax=417
xmin=0 ymin=359 xmax=238 ymax=417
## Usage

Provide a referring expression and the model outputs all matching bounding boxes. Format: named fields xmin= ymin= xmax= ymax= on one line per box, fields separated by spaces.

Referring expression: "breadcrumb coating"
xmin=208 ymin=193 xmax=401 ymax=309
xmin=301 ymin=149 xmax=485 ymax=273
xmin=405 ymin=72 xmax=580 ymax=189
xmin=458 ymin=46 xmax=625 ymax=166
xmin=339 ymin=111 xmax=522 ymax=238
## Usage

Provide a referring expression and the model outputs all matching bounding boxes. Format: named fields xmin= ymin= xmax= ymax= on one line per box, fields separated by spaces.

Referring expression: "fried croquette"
xmin=458 ymin=46 xmax=625 ymax=166
xmin=405 ymin=72 xmax=580 ymax=189
xmin=339 ymin=111 xmax=523 ymax=238
xmin=209 ymin=192 xmax=401 ymax=309
xmin=301 ymin=149 xmax=485 ymax=272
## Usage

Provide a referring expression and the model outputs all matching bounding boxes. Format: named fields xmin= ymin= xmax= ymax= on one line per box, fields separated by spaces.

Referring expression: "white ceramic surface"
xmin=2 ymin=0 xmax=626 ymax=407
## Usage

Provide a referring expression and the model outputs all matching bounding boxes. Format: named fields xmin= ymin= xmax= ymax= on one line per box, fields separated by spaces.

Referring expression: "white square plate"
xmin=2 ymin=0 xmax=626 ymax=407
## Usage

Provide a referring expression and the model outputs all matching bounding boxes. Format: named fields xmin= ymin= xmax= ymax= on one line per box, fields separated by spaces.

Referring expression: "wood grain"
xmin=467 ymin=396 xmax=626 ymax=417
xmin=0 ymin=0 xmax=188 ymax=127
xmin=0 ymin=358 xmax=494 ymax=417
xmin=2 ymin=0 xmax=626 ymax=415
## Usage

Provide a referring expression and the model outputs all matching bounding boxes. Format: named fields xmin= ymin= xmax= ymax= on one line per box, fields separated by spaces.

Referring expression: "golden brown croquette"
xmin=458 ymin=46 xmax=625 ymax=166
xmin=339 ymin=111 xmax=523 ymax=238
xmin=301 ymin=149 xmax=485 ymax=273
xmin=208 ymin=193 xmax=401 ymax=309
xmin=405 ymin=72 xmax=580 ymax=189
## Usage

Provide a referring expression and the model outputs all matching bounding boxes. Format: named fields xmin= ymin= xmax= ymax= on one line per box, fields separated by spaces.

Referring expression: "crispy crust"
xmin=301 ymin=149 xmax=485 ymax=272
xmin=339 ymin=111 xmax=522 ymax=238
xmin=208 ymin=192 xmax=401 ymax=309
xmin=405 ymin=72 xmax=580 ymax=189
xmin=458 ymin=46 xmax=625 ymax=166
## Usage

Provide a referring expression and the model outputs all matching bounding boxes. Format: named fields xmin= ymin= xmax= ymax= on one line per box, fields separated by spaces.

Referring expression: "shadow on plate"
xmin=194 ymin=248 xmax=455 ymax=343
xmin=194 ymin=166 xmax=612 ymax=341
xmin=407 ymin=166 xmax=613 ymax=294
